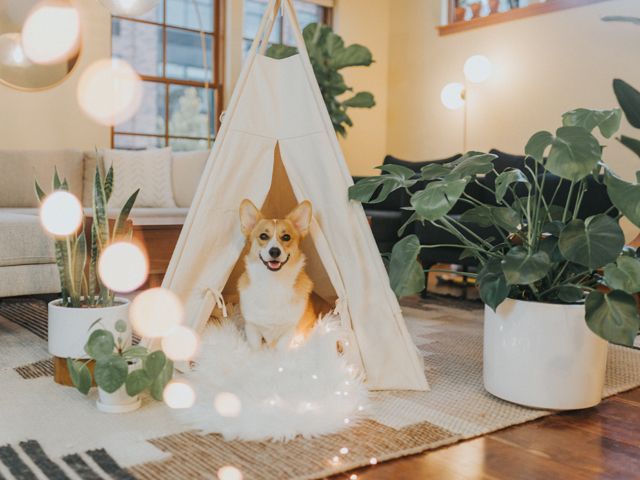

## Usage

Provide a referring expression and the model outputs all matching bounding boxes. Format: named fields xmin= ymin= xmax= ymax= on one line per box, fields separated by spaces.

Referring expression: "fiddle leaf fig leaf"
xmin=342 ymin=91 xmax=375 ymax=109
xmin=558 ymin=215 xmax=625 ymax=269
xmin=613 ymin=79 xmax=640 ymax=128
xmin=388 ymin=235 xmax=425 ymax=298
xmin=562 ymin=108 xmax=622 ymax=138
xmin=585 ymin=290 xmax=640 ymax=346
xmin=604 ymin=170 xmax=640 ymax=228
xmin=501 ymin=247 xmax=551 ymax=285
xmin=411 ymin=178 xmax=468 ymax=221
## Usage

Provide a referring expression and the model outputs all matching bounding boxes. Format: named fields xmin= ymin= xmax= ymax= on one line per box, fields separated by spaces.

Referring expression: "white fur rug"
xmin=175 ymin=309 xmax=369 ymax=442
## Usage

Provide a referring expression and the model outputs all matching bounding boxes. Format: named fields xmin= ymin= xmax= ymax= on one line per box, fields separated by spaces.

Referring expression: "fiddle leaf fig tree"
xmin=266 ymin=23 xmax=375 ymax=136
xmin=349 ymin=102 xmax=640 ymax=346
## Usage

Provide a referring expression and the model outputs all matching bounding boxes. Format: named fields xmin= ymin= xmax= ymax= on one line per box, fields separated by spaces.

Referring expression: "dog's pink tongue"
xmin=268 ymin=261 xmax=281 ymax=269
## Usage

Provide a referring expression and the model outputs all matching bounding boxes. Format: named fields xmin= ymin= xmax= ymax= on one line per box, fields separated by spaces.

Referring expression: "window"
xmin=111 ymin=0 xmax=222 ymax=151
xmin=242 ymin=0 xmax=333 ymax=57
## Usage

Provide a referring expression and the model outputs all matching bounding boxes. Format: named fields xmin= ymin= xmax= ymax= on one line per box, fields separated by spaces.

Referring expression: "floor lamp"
xmin=440 ymin=55 xmax=493 ymax=153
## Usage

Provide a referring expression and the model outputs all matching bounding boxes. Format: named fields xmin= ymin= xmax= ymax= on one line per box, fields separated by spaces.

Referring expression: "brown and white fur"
xmin=238 ymin=199 xmax=317 ymax=350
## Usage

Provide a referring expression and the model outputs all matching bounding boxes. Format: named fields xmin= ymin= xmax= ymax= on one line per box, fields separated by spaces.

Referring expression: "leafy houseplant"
xmin=68 ymin=319 xmax=173 ymax=412
xmin=266 ymin=23 xmax=375 ymax=137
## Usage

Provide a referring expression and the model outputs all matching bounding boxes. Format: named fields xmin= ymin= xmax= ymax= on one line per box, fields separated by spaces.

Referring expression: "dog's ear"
xmin=240 ymin=199 xmax=261 ymax=236
xmin=287 ymin=201 xmax=312 ymax=237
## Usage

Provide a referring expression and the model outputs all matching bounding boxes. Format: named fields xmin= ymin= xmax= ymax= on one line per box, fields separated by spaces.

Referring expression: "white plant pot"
xmin=484 ymin=298 xmax=608 ymax=410
xmin=96 ymin=362 xmax=141 ymax=414
xmin=48 ymin=297 xmax=131 ymax=358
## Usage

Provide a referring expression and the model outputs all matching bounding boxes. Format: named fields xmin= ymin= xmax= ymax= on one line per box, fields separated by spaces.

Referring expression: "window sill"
xmin=438 ymin=0 xmax=612 ymax=36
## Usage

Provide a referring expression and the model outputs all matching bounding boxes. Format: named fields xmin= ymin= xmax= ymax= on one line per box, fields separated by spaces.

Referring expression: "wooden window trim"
xmin=111 ymin=0 xmax=224 ymax=149
xmin=439 ymin=0 xmax=613 ymax=36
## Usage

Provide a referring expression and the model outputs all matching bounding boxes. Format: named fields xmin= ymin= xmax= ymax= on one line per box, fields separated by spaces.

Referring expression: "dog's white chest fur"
xmin=240 ymin=259 xmax=306 ymax=347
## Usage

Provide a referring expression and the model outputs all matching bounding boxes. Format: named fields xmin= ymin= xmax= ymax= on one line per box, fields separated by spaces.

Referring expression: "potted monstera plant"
xmin=350 ymin=90 xmax=640 ymax=409
xmin=36 ymin=165 xmax=139 ymax=385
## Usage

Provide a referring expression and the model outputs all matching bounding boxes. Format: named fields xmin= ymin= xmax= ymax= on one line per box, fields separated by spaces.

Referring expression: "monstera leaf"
xmin=613 ymin=79 xmax=640 ymax=128
xmin=604 ymin=170 xmax=640 ymax=228
xmin=619 ymin=135 xmax=640 ymax=159
xmin=410 ymin=178 xmax=468 ymax=221
xmin=494 ymin=169 xmax=530 ymax=202
xmin=388 ymin=235 xmax=424 ymax=298
xmin=585 ymin=290 xmax=640 ymax=346
xmin=501 ymin=247 xmax=551 ymax=285
xmin=558 ymin=215 xmax=625 ymax=269
xmin=478 ymin=259 xmax=509 ymax=311
xmin=604 ymin=256 xmax=640 ymax=293
xmin=348 ymin=164 xmax=416 ymax=204
xmin=562 ymin=108 xmax=622 ymax=138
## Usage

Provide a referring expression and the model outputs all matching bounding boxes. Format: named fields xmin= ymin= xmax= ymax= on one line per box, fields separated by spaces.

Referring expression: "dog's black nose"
xmin=269 ymin=247 xmax=281 ymax=258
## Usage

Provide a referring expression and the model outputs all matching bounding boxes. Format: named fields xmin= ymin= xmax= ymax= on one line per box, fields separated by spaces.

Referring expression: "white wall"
xmin=0 ymin=0 xmax=111 ymax=150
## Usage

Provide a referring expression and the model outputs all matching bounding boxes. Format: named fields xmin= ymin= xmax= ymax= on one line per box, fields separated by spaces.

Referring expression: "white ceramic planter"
xmin=48 ymin=298 xmax=131 ymax=358
xmin=96 ymin=362 xmax=141 ymax=414
xmin=484 ymin=298 xmax=608 ymax=410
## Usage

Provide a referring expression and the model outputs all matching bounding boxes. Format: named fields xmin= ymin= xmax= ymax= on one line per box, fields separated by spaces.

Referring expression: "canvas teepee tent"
xmin=150 ymin=0 xmax=428 ymax=391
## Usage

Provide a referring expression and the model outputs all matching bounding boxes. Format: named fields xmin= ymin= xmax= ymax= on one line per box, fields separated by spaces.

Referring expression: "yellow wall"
xmin=0 ymin=0 xmax=111 ymax=150
xmin=386 ymin=0 xmax=640 ymax=239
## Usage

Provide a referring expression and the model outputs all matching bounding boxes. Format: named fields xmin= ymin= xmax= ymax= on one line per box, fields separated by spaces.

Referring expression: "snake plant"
xmin=35 ymin=164 xmax=139 ymax=308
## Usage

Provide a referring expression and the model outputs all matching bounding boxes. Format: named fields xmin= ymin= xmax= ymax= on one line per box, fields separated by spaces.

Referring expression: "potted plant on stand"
xmin=67 ymin=319 xmax=173 ymax=413
xmin=36 ymin=166 xmax=139 ymax=385
xmin=349 ymin=106 xmax=640 ymax=410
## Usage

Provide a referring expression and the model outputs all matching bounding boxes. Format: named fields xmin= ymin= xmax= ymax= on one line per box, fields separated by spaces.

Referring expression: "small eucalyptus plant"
xmin=266 ymin=23 xmax=375 ymax=137
xmin=350 ymin=92 xmax=640 ymax=346
xmin=67 ymin=319 xmax=173 ymax=400
xmin=35 ymin=163 xmax=139 ymax=308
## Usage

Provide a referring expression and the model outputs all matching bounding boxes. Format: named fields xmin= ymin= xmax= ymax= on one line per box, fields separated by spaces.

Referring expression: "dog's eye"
xmin=259 ymin=233 xmax=269 ymax=241
xmin=281 ymin=234 xmax=291 ymax=242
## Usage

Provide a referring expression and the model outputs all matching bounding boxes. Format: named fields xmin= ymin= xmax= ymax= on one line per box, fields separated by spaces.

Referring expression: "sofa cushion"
xmin=172 ymin=150 xmax=209 ymax=208
xmin=103 ymin=147 xmax=177 ymax=208
xmin=0 ymin=213 xmax=55 ymax=267
xmin=0 ymin=150 xmax=84 ymax=207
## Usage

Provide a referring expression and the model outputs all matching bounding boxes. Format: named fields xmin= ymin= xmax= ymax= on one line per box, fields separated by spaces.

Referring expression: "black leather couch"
xmin=357 ymin=150 xmax=616 ymax=272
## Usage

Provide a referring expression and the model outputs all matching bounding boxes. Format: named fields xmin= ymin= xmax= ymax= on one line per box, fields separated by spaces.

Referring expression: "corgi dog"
xmin=238 ymin=199 xmax=318 ymax=350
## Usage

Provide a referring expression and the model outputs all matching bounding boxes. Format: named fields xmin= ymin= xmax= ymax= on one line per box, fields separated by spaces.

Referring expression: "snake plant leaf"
xmin=585 ymin=290 xmax=640 ymax=346
xmin=619 ymin=135 xmax=640 ymax=159
xmin=556 ymin=285 xmax=585 ymax=303
xmin=53 ymin=167 xmax=63 ymax=190
xmin=495 ymin=169 xmax=530 ymax=202
xmin=34 ymin=180 xmax=46 ymax=202
xmin=546 ymin=127 xmax=602 ymax=181
xmin=524 ymin=130 xmax=553 ymax=162
xmin=85 ymin=329 xmax=115 ymax=360
xmin=342 ymin=92 xmax=375 ymax=109
xmin=67 ymin=359 xmax=92 ymax=395
xmin=104 ymin=165 xmax=114 ymax=203
xmin=150 ymin=359 xmax=174 ymax=401
xmin=73 ymin=231 xmax=87 ymax=296
xmin=144 ymin=350 xmax=167 ymax=379
xmin=478 ymin=259 xmax=509 ymax=311
xmin=501 ymin=247 xmax=551 ymax=285
xmin=447 ymin=152 xmax=496 ymax=179
xmin=388 ymin=234 xmax=425 ymax=298
xmin=411 ymin=178 xmax=468 ymax=221
xmin=113 ymin=189 xmax=139 ymax=240
xmin=93 ymin=166 xmax=109 ymax=249
xmin=125 ymin=369 xmax=151 ymax=396
xmin=561 ymin=108 xmax=622 ymax=138
xmin=604 ymin=256 xmax=640 ymax=293
xmin=420 ymin=163 xmax=451 ymax=180
xmin=94 ymin=356 xmax=128 ymax=393
xmin=558 ymin=215 xmax=625 ymax=269
xmin=602 ymin=16 xmax=640 ymax=25
xmin=613 ymin=79 xmax=640 ymax=128
xmin=604 ymin=170 xmax=640 ymax=228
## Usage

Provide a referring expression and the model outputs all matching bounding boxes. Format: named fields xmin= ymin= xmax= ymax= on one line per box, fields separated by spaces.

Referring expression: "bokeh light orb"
xmin=214 ymin=392 xmax=242 ymax=417
xmin=40 ymin=191 xmax=83 ymax=237
xmin=98 ymin=0 xmax=159 ymax=16
xmin=0 ymin=33 xmax=30 ymax=67
xmin=163 ymin=381 xmax=195 ymax=409
xmin=130 ymin=287 xmax=184 ymax=338
xmin=77 ymin=58 xmax=142 ymax=126
xmin=21 ymin=1 xmax=80 ymax=65
xmin=464 ymin=55 xmax=492 ymax=84
xmin=440 ymin=82 xmax=465 ymax=110
xmin=161 ymin=325 xmax=199 ymax=361
xmin=217 ymin=466 xmax=243 ymax=480
xmin=98 ymin=242 xmax=149 ymax=293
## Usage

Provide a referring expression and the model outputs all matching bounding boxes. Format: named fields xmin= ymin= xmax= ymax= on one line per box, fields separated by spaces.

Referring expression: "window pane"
xmin=113 ymin=134 xmax=166 ymax=150
xmin=112 ymin=19 xmax=163 ymax=77
xmin=168 ymin=85 xmax=215 ymax=138
xmin=166 ymin=0 xmax=214 ymax=32
xmin=115 ymin=81 xmax=166 ymax=135
xmin=284 ymin=1 xmax=323 ymax=46
xmin=244 ymin=0 xmax=281 ymax=43
xmin=116 ymin=2 xmax=164 ymax=23
xmin=166 ymin=28 xmax=213 ymax=83
xmin=169 ymin=138 xmax=210 ymax=151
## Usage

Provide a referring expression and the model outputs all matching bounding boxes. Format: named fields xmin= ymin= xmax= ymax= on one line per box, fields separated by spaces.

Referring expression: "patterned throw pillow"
xmin=103 ymin=147 xmax=177 ymax=208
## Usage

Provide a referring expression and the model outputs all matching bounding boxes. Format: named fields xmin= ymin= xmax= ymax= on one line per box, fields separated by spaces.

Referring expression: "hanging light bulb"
xmin=464 ymin=55 xmax=492 ymax=84
xmin=98 ymin=0 xmax=159 ymax=16
xmin=0 ymin=33 xmax=31 ymax=67
xmin=21 ymin=0 xmax=80 ymax=65
xmin=77 ymin=58 xmax=142 ymax=126
xmin=39 ymin=191 xmax=83 ymax=237
xmin=440 ymin=82 xmax=465 ymax=110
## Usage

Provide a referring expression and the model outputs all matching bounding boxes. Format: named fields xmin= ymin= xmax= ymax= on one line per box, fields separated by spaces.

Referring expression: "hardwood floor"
xmin=328 ymin=267 xmax=640 ymax=480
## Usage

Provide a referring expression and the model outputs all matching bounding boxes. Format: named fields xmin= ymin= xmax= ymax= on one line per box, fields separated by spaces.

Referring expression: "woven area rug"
xmin=1 ymin=297 xmax=640 ymax=480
